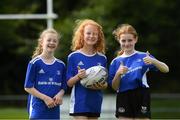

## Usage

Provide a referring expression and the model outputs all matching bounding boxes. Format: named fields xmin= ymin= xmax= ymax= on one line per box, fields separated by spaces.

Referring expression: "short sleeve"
xmin=108 ymin=60 xmax=116 ymax=87
xmin=61 ymin=65 xmax=67 ymax=91
xmin=24 ymin=62 xmax=36 ymax=88
xmin=66 ymin=55 xmax=76 ymax=81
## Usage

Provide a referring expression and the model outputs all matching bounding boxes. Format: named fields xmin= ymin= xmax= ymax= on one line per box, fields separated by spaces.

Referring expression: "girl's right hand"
xmin=43 ymin=95 xmax=55 ymax=108
xmin=116 ymin=61 xmax=128 ymax=76
xmin=77 ymin=66 xmax=86 ymax=79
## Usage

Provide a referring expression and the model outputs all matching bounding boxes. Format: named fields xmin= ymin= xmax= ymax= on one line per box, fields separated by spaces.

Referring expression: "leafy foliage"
xmin=0 ymin=0 xmax=179 ymax=94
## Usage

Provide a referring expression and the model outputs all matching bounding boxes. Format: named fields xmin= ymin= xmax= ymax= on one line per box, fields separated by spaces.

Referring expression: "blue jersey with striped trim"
xmin=108 ymin=51 xmax=158 ymax=93
xmin=24 ymin=56 xmax=66 ymax=119
xmin=66 ymin=50 xmax=107 ymax=114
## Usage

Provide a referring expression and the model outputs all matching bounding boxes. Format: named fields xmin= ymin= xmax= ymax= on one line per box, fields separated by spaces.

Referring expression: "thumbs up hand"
xmin=143 ymin=51 xmax=155 ymax=65
xmin=77 ymin=66 xmax=86 ymax=80
xmin=146 ymin=51 xmax=150 ymax=56
xmin=116 ymin=61 xmax=128 ymax=76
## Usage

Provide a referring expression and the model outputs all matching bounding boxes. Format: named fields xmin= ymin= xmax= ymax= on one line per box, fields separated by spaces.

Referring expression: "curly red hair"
xmin=71 ymin=19 xmax=105 ymax=54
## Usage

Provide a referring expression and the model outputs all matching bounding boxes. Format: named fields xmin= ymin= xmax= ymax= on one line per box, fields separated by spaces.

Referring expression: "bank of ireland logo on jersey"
xmin=97 ymin=63 xmax=101 ymax=66
xmin=49 ymin=77 xmax=53 ymax=82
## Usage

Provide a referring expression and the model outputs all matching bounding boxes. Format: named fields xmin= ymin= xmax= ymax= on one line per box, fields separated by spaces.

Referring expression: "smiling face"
xmin=41 ymin=33 xmax=59 ymax=54
xmin=83 ymin=24 xmax=99 ymax=47
xmin=118 ymin=33 xmax=137 ymax=54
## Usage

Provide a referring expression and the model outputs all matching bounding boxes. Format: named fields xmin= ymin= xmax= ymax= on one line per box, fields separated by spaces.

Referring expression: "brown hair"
xmin=71 ymin=19 xmax=105 ymax=53
xmin=112 ymin=24 xmax=138 ymax=55
xmin=32 ymin=28 xmax=60 ymax=58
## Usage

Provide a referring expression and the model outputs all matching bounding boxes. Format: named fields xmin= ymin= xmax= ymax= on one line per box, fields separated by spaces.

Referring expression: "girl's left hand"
xmin=143 ymin=51 xmax=155 ymax=65
xmin=53 ymin=94 xmax=63 ymax=106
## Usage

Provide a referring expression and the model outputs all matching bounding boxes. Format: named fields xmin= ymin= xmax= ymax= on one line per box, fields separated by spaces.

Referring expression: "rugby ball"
xmin=80 ymin=66 xmax=108 ymax=88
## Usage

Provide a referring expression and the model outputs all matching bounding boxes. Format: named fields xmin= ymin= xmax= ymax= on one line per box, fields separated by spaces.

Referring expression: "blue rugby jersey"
xmin=66 ymin=50 xmax=107 ymax=114
xmin=108 ymin=51 xmax=158 ymax=93
xmin=24 ymin=56 xmax=66 ymax=119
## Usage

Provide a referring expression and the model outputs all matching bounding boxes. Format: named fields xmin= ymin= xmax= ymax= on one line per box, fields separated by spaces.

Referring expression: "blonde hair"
xmin=32 ymin=28 xmax=60 ymax=58
xmin=112 ymin=24 xmax=138 ymax=55
xmin=71 ymin=19 xmax=105 ymax=53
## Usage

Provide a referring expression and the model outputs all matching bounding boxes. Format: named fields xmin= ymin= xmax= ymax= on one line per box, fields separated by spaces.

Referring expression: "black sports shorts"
xmin=70 ymin=112 xmax=100 ymax=117
xmin=116 ymin=87 xmax=151 ymax=118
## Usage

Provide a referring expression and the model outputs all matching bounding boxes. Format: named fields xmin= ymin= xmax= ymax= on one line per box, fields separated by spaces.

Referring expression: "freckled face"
xmin=83 ymin=24 xmax=99 ymax=46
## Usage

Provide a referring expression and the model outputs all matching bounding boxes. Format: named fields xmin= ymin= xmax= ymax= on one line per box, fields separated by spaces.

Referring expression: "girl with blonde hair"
xmin=66 ymin=19 xmax=107 ymax=120
xmin=24 ymin=28 xmax=66 ymax=119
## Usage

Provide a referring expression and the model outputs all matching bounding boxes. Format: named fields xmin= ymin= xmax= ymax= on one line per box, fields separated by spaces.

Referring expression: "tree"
xmin=0 ymin=0 xmax=179 ymax=94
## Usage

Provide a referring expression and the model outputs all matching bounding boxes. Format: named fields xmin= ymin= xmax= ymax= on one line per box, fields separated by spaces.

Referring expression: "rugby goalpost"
xmin=0 ymin=0 xmax=57 ymax=28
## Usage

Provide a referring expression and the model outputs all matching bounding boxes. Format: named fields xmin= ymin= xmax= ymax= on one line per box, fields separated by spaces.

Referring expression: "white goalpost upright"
xmin=0 ymin=0 xmax=57 ymax=28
